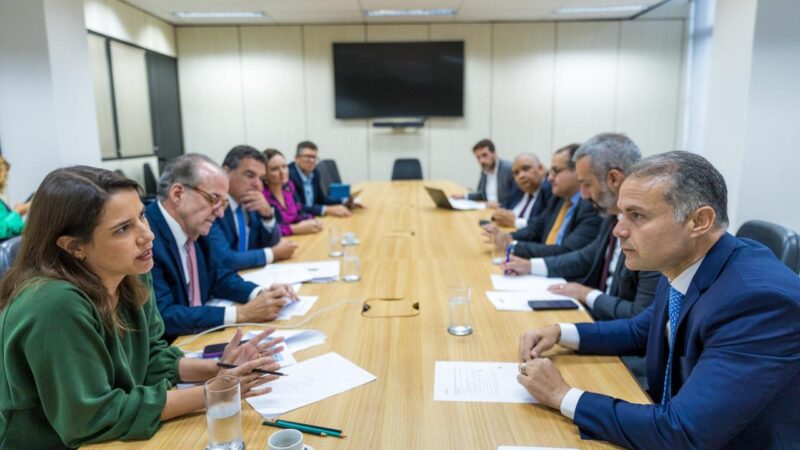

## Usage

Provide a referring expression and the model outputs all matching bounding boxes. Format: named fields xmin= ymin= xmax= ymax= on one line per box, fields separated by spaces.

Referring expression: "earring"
xmin=76 ymin=253 xmax=85 ymax=261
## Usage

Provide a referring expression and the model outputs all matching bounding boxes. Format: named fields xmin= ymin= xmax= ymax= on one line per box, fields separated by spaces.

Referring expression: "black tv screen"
xmin=333 ymin=41 xmax=464 ymax=119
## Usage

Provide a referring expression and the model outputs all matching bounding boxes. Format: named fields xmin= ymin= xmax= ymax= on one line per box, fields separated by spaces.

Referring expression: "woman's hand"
xmin=218 ymin=328 xmax=286 ymax=397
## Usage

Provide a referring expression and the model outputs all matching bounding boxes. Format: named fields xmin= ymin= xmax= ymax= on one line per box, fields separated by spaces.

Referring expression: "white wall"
xmin=176 ymin=20 xmax=687 ymax=188
xmin=84 ymin=0 xmax=176 ymax=56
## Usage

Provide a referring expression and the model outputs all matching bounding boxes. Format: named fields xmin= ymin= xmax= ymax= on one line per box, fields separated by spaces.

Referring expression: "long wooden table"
xmin=88 ymin=181 xmax=649 ymax=449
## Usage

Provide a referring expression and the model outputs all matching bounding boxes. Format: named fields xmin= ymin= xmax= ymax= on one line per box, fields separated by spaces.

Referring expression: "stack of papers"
xmin=240 ymin=261 xmax=340 ymax=286
xmin=276 ymin=296 xmax=319 ymax=320
xmin=485 ymin=291 xmax=583 ymax=312
xmin=247 ymin=352 xmax=376 ymax=418
xmin=449 ymin=198 xmax=487 ymax=210
xmin=433 ymin=361 xmax=537 ymax=404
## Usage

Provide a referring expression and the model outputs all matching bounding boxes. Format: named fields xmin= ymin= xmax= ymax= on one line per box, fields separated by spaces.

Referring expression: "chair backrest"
xmin=0 ymin=236 xmax=23 ymax=277
xmin=143 ymin=163 xmax=158 ymax=197
xmin=391 ymin=158 xmax=423 ymax=180
xmin=736 ymin=220 xmax=800 ymax=274
xmin=317 ymin=159 xmax=342 ymax=197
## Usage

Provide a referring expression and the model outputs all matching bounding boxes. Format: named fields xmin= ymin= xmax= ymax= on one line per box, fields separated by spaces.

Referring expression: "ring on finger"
xmin=519 ymin=362 xmax=528 ymax=376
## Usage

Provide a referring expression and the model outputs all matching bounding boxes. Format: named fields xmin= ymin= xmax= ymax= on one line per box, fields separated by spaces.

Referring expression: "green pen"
xmin=262 ymin=419 xmax=347 ymax=438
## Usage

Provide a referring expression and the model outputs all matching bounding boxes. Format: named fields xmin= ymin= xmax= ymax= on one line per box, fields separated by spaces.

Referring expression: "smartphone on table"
xmin=527 ymin=300 xmax=579 ymax=311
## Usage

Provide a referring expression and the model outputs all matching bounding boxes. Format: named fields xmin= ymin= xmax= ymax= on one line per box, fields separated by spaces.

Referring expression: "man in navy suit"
xmin=288 ymin=140 xmax=353 ymax=218
xmin=147 ymin=154 xmax=297 ymax=339
xmin=206 ymin=145 xmax=297 ymax=271
xmin=488 ymin=152 xmax=551 ymax=229
xmin=453 ymin=138 xmax=516 ymax=207
xmin=516 ymin=151 xmax=800 ymax=449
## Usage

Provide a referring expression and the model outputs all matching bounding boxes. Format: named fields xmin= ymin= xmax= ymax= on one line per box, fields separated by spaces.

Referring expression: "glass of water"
xmin=342 ymin=246 xmax=361 ymax=282
xmin=448 ymin=286 xmax=473 ymax=336
xmin=204 ymin=375 xmax=243 ymax=450
xmin=328 ymin=225 xmax=344 ymax=257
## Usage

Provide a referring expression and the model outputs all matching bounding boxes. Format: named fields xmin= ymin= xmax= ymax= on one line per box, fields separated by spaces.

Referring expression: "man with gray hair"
xmin=504 ymin=133 xmax=660 ymax=322
xmin=515 ymin=151 xmax=800 ymax=449
xmin=146 ymin=153 xmax=298 ymax=339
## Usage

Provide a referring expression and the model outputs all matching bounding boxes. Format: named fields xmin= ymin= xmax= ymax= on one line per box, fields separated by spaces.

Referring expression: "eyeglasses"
xmin=549 ymin=166 xmax=571 ymax=177
xmin=186 ymin=185 xmax=229 ymax=209
xmin=298 ymin=153 xmax=318 ymax=161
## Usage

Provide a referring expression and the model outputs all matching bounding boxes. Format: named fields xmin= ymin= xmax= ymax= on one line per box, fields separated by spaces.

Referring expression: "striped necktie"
xmin=661 ymin=286 xmax=684 ymax=404
xmin=185 ymin=240 xmax=201 ymax=307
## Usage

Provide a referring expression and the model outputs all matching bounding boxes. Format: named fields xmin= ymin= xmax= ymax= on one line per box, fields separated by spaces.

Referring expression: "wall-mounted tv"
xmin=333 ymin=41 xmax=464 ymax=119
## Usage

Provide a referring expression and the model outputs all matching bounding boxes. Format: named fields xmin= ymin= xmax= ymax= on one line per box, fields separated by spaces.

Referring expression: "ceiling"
xmin=122 ymin=0 xmax=689 ymax=26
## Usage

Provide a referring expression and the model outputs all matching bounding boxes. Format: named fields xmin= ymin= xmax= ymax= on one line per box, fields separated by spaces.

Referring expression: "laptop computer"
xmin=424 ymin=186 xmax=485 ymax=211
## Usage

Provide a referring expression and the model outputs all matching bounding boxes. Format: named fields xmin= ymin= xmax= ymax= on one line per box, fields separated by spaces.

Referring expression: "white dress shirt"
xmin=556 ymin=256 xmax=705 ymax=420
xmin=228 ymin=195 xmax=276 ymax=264
xmin=158 ymin=202 xmax=260 ymax=325
xmin=511 ymin=190 xmax=539 ymax=229
xmin=485 ymin=162 xmax=499 ymax=202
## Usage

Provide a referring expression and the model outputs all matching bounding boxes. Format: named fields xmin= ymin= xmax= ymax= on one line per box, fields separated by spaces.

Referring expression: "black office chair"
xmin=143 ymin=163 xmax=158 ymax=197
xmin=391 ymin=158 xmax=423 ymax=180
xmin=0 ymin=236 xmax=22 ymax=277
xmin=736 ymin=220 xmax=800 ymax=274
xmin=317 ymin=159 xmax=342 ymax=197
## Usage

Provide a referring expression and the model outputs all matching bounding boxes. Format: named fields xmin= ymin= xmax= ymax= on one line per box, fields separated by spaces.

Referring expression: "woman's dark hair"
xmin=0 ymin=166 xmax=149 ymax=333
xmin=263 ymin=148 xmax=284 ymax=161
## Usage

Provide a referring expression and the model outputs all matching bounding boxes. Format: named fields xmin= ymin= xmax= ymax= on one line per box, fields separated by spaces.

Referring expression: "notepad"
xmin=490 ymin=274 xmax=566 ymax=292
xmin=240 ymin=261 xmax=340 ymax=286
xmin=247 ymin=352 xmax=376 ymax=418
xmin=434 ymin=361 xmax=538 ymax=404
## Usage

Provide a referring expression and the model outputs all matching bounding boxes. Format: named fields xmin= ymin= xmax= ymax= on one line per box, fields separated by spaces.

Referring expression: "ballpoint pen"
xmin=262 ymin=419 xmax=347 ymax=438
xmin=216 ymin=362 xmax=287 ymax=376
xmin=503 ymin=242 xmax=512 ymax=275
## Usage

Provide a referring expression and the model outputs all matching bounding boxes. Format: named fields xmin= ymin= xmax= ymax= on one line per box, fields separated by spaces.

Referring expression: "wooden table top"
xmin=87 ymin=180 xmax=649 ymax=450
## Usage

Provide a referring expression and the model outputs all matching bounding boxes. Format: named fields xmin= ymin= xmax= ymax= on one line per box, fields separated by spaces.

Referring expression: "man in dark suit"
xmin=504 ymin=133 xmax=660 ymax=321
xmin=288 ymin=140 xmax=353 ymax=218
xmin=489 ymin=152 xmax=552 ymax=229
xmin=516 ymin=151 xmax=800 ymax=449
xmin=147 ymin=154 xmax=296 ymax=339
xmin=485 ymin=144 xmax=601 ymax=259
xmin=206 ymin=145 xmax=297 ymax=271
xmin=453 ymin=139 xmax=516 ymax=207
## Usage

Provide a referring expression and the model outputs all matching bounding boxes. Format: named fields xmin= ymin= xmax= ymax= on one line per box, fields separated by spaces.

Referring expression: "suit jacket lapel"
xmin=220 ymin=207 xmax=239 ymax=248
xmin=148 ymin=204 xmax=189 ymax=292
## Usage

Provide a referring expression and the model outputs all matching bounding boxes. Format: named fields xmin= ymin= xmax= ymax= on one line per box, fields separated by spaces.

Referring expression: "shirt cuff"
xmin=559 ymin=388 xmax=585 ymax=420
xmin=261 ymin=215 xmax=276 ymax=229
xmin=530 ymin=258 xmax=548 ymax=276
xmin=514 ymin=218 xmax=527 ymax=229
xmin=249 ymin=287 xmax=262 ymax=301
xmin=223 ymin=306 xmax=237 ymax=325
xmin=558 ymin=323 xmax=580 ymax=350
xmin=320 ymin=205 xmax=326 ymax=215
xmin=264 ymin=248 xmax=274 ymax=264
xmin=585 ymin=290 xmax=603 ymax=310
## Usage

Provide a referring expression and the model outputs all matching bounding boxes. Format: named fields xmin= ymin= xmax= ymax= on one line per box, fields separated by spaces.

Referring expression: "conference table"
xmin=88 ymin=180 xmax=650 ymax=450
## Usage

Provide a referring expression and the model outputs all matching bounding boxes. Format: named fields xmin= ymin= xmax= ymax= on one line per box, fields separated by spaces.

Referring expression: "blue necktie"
xmin=662 ymin=286 xmax=684 ymax=404
xmin=236 ymin=206 xmax=247 ymax=252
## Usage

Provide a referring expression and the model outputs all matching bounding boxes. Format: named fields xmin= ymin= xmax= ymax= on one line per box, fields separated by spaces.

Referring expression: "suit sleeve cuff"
xmin=558 ymin=323 xmax=580 ymax=350
xmin=224 ymin=306 xmax=237 ymax=325
xmin=265 ymin=248 xmax=274 ymax=264
xmin=559 ymin=388 xmax=585 ymax=420
xmin=514 ymin=218 xmax=527 ymax=229
xmin=249 ymin=287 xmax=262 ymax=301
xmin=261 ymin=215 xmax=276 ymax=229
xmin=530 ymin=258 xmax=548 ymax=276
xmin=585 ymin=290 xmax=603 ymax=309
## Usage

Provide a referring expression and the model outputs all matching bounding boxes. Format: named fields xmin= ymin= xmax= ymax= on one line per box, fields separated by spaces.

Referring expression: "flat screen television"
xmin=333 ymin=41 xmax=464 ymax=119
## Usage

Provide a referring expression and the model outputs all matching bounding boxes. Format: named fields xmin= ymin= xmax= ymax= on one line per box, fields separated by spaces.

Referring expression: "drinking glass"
xmin=204 ymin=375 xmax=243 ymax=450
xmin=342 ymin=247 xmax=361 ymax=282
xmin=328 ymin=225 xmax=344 ymax=257
xmin=448 ymin=286 xmax=473 ymax=336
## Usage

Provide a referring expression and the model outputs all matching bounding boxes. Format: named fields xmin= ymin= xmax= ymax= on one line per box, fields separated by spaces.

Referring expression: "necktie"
xmin=661 ymin=287 xmax=684 ymax=404
xmin=517 ymin=194 xmax=534 ymax=218
xmin=185 ymin=240 xmax=201 ymax=307
xmin=545 ymin=199 xmax=572 ymax=245
xmin=597 ymin=218 xmax=618 ymax=292
xmin=236 ymin=205 xmax=247 ymax=252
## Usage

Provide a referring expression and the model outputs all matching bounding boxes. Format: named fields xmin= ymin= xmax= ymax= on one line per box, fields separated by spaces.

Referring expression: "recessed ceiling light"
xmin=555 ymin=5 xmax=646 ymax=14
xmin=365 ymin=9 xmax=458 ymax=17
xmin=172 ymin=11 xmax=267 ymax=19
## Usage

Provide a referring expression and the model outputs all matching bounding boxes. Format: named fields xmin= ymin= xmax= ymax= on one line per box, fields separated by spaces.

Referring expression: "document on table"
xmin=449 ymin=198 xmax=487 ymax=210
xmin=276 ymin=296 xmax=319 ymax=320
xmin=490 ymin=274 xmax=566 ymax=292
xmin=485 ymin=291 xmax=583 ymax=312
xmin=207 ymin=284 xmax=303 ymax=308
xmin=245 ymin=329 xmax=327 ymax=356
xmin=433 ymin=361 xmax=538 ymax=404
xmin=240 ymin=261 xmax=340 ymax=285
xmin=247 ymin=352 xmax=376 ymax=418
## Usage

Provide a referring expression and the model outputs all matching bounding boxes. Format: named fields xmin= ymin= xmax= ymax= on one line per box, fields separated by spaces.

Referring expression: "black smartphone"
xmin=202 ymin=340 xmax=249 ymax=359
xmin=528 ymin=300 xmax=579 ymax=311
xmin=479 ymin=219 xmax=491 ymax=226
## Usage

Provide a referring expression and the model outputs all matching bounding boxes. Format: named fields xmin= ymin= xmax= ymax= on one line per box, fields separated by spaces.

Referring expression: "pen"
xmin=262 ymin=419 xmax=346 ymax=438
xmin=503 ymin=243 xmax=512 ymax=275
xmin=216 ymin=362 xmax=287 ymax=377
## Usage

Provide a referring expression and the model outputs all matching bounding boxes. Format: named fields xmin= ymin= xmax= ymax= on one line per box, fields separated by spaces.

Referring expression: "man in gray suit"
xmin=453 ymin=139 xmax=515 ymax=207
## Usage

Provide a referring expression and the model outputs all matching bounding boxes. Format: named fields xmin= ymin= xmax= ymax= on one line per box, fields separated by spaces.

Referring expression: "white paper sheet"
xmin=449 ymin=198 xmax=487 ymax=210
xmin=433 ymin=361 xmax=538 ymax=404
xmin=485 ymin=291 xmax=583 ymax=312
xmin=490 ymin=274 xmax=566 ymax=292
xmin=276 ymin=296 xmax=319 ymax=320
xmin=240 ymin=261 xmax=340 ymax=286
xmin=207 ymin=284 xmax=303 ymax=308
xmin=245 ymin=329 xmax=327 ymax=356
xmin=247 ymin=352 xmax=376 ymax=418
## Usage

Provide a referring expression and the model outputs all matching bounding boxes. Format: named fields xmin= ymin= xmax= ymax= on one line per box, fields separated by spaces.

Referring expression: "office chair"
xmin=736 ymin=220 xmax=800 ymax=274
xmin=391 ymin=158 xmax=423 ymax=180
xmin=143 ymin=163 xmax=158 ymax=197
xmin=0 ymin=236 xmax=22 ymax=277
xmin=317 ymin=159 xmax=342 ymax=197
